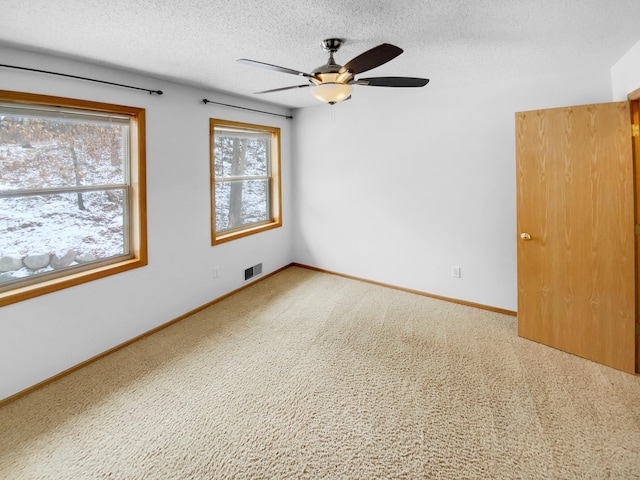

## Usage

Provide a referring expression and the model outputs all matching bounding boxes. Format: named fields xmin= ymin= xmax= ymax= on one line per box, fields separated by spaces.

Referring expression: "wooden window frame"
xmin=0 ymin=90 xmax=147 ymax=307
xmin=210 ymin=118 xmax=282 ymax=245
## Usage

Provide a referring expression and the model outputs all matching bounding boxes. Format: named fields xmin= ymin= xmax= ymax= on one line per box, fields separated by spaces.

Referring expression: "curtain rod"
xmin=202 ymin=99 xmax=292 ymax=120
xmin=0 ymin=64 xmax=163 ymax=95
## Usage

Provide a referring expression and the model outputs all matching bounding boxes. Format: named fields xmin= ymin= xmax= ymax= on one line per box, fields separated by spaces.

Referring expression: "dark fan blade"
xmin=340 ymin=44 xmax=403 ymax=75
xmin=255 ymin=84 xmax=310 ymax=94
xmin=237 ymin=59 xmax=313 ymax=78
xmin=357 ymin=77 xmax=430 ymax=87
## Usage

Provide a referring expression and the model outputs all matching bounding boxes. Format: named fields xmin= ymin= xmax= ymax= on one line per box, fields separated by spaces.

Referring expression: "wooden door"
xmin=516 ymin=102 xmax=636 ymax=374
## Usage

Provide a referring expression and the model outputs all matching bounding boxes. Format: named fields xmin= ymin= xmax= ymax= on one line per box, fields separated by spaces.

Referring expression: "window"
xmin=210 ymin=118 xmax=281 ymax=245
xmin=0 ymin=90 xmax=147 ymax=306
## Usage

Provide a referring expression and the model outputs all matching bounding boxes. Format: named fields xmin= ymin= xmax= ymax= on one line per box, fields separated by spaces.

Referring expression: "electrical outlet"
xmin=451 ymin=266 xmax=461 ymax=278
xmin=213 ymin=266 xmax=221 ymax=278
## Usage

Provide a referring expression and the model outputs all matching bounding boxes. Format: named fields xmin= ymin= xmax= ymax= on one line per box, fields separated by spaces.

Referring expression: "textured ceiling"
xmin=2 ymin=0 xmax=640 ymax=109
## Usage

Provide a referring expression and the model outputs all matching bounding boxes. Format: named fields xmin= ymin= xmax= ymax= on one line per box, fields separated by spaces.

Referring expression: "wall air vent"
xmin=244 ymin=262 xmax=263 ymax=282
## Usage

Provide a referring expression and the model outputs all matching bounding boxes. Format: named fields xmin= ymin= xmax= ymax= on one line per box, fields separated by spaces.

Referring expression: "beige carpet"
xmin=1 ymin=266 xmax=639 ymax=479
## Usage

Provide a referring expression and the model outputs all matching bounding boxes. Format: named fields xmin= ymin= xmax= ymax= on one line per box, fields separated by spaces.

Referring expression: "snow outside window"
xmin=0 ymin=91 xmax=147 ymax=306
xmin=210 ymin=119 xmax=281 ymax=245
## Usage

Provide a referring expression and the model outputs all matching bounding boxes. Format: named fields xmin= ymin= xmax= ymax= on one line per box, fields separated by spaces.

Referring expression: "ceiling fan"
xmin=237 ymin=38 xmax=429 ymax=105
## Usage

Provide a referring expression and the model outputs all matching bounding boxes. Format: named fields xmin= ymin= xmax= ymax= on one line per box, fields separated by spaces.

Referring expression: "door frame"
xmin=628 ymin=89 xmax=640 ymax=373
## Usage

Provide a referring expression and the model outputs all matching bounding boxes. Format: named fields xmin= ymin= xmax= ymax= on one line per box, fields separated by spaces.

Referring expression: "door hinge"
xmin=633 ymin=124 xmax=640 ymax=137
xmin=637 ymin=323 xmax=640 ymax=336
xmin=636 ymin=224 xmax=640 ymax=236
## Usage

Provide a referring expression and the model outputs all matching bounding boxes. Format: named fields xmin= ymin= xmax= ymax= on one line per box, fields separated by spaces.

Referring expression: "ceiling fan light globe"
xmin=311 ymin=83 xmax=353 ymax=104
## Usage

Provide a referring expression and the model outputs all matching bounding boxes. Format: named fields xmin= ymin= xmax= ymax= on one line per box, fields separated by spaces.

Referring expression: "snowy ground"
xmin=1 ymin=137 xmax=126 ymax=284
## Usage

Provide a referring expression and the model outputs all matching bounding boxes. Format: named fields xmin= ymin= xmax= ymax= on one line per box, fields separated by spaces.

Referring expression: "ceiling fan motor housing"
xmin=311 ymin=38 xmax=353 ymax=98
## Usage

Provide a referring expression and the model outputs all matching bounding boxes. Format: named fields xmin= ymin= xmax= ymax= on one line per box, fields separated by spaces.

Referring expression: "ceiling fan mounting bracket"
xmin=321 ymin=38 xmax=343 ymax=53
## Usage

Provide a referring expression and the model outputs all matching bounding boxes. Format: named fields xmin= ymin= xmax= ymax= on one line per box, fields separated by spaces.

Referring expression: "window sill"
xmin=0 ymin=255 xmax=147 ymax=307
xmin=212 ymin=220 xmax=282 ymax=246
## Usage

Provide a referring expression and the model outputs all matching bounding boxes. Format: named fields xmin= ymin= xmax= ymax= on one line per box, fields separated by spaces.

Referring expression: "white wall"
xmin=611 ymin=39 xmax=640 ymax=100
xmin=0 ymin=46 xmax=293 ymax=401
xmin=292 ymin=70 xmax=613 ymax=311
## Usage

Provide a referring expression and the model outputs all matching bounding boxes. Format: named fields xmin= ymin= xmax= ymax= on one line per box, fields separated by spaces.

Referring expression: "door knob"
xmin=520 ymin=232 xmax=531 ymax=240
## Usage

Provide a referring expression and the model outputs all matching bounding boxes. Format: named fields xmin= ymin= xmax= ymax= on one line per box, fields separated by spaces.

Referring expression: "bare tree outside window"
xmin=210 ymin=119 xmax=281 ymax=245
